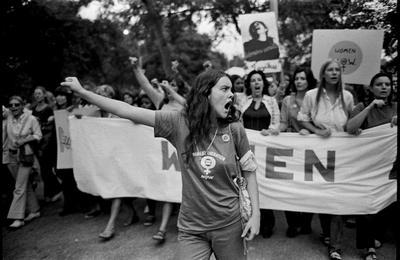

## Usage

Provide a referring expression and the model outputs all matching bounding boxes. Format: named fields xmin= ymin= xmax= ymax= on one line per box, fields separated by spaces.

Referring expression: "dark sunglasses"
xmin=8 ymin=103 xmax=21 ymax=108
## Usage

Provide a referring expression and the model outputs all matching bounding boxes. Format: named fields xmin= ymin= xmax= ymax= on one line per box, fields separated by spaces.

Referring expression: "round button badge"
xmin=222 ymin=134 xmax=230 ymax=142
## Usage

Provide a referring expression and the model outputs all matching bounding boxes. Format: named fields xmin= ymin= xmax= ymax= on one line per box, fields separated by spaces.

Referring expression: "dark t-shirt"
xmin=32 ymin=105 xmax=54 ymax=134
xmin=350 ymin=102 xmax=397 ymax=129
xmin=244 ymin=37 xmax=280 ymax=61
xmin=154 ymin=111 xmax=253 ymax=232
xmin=243 ymin=101 xmax=271 ymax=131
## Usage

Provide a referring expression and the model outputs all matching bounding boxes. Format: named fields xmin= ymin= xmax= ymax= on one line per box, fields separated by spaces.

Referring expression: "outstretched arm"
xmin=129 ymin=57 xmax=164 ymax=109
xmin=61 ymin=77 xmax=155 ymax=127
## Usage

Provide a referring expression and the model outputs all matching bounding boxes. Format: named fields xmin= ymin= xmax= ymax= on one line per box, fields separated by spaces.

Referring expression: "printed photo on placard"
xmin=239 ymin=12 xmax=281 ymax=73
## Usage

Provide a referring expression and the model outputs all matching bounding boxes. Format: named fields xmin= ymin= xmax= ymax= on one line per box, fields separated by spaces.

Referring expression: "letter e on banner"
xmin=266 ymin=148 xmax=293 ymax=179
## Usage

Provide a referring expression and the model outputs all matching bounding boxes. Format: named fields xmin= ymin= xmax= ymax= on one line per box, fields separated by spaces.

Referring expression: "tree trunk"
xmin=142 ymin=0 xmax=172 ymax=77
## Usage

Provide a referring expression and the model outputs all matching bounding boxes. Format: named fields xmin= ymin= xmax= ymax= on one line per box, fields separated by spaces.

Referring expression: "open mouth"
xmin=224 ymin=100 xmax=233 ymax=111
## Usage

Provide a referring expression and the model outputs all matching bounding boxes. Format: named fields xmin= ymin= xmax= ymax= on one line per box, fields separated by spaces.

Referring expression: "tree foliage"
xmin=3 ymin=0 xmax=136 ymax=101
xmin=3 ymin=0 xmax=396 ymax=102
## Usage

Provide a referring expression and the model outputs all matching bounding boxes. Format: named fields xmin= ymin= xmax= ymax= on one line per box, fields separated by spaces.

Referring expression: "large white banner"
xmin=238 ymin=12 xmax=282 ymax=73
xmin=311 ymin=30 xmax=384 ymax=85
xmin=54 ymin=107 xmax=100 ymax=169
xmin=70 ymin=117 xmax=397 ymax=214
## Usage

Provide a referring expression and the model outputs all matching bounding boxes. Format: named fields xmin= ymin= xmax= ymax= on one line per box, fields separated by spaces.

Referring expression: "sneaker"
xmin=99 ymin=228 xmax=115 ymax=240
xmin=9 ymin=220 xmax=25 ymax=228
xmin=143 ymin=215 xmax=155 ymax=226
xmin=329 ymin=249 xmax=342 ymax=260
xmin=24 ymin=212 xmax=40 ymax=222
xmin=152 ymin=230 xmax=166 ymax=242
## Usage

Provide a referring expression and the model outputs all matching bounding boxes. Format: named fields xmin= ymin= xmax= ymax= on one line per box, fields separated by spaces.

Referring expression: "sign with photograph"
xmin=239 ymin=12 xmax=281 ymax=73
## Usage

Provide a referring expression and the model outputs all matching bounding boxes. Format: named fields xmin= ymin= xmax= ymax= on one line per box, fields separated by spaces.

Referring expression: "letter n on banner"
xmin=161 ymin=140 xmax=181 ymax=171
xmin=304 ymin=150 xmax=335 ymax=182
xmin=266 ymin=148 xmax=293 ymax=179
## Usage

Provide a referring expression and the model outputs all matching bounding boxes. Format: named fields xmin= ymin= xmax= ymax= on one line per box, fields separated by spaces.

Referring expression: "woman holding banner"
xmin=31 ymin=86 xmax=63 ymax=203
xmin=297 ymin=59 xmax=354 ymax=260
xmin=240 ymin=70 xmax=279 ymax=239
xmin=346 ymin=72 xmax=397 ymax=260
xmin=61 ymin=68 xmax=260 ymax=259
xmin=51 ymin=86 xmax=85 ymax=216
xmin=280 ymin=66 xmax=317 ymax=237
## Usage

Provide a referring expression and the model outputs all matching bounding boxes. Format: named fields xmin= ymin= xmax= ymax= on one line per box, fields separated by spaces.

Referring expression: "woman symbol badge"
xmin=200 ymin=155 xmax=216 ymax=175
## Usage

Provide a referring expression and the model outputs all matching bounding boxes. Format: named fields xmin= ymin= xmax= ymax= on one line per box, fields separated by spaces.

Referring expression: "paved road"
xmin=3 ymin=198 xmax=396 ymax=260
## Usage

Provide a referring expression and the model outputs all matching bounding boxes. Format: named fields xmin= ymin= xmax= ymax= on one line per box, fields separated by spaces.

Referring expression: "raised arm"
xmin=160 ymin=80 xmax=186 ymax=106
xmin=346 ymin=100 xmax=384 ymax=133
xmin=61 ymin=77 xmax=155 ymax=127
xmin=171 ymin=60 xmax=191 ymax=91
xmin=129 ymin=57 xmax=164 ymax=109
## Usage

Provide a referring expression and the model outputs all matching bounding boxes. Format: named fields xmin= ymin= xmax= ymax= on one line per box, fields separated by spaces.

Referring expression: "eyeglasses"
xmin=8 ymin=103 xmax=21 ymax=108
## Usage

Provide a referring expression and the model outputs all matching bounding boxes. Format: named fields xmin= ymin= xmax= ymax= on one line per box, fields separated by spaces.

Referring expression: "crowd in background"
xmin=2 ymin=58 xmax=397 ymax=260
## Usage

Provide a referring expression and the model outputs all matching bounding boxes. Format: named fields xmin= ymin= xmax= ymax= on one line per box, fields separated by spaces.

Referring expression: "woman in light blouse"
xmin=5 ymin=96 xmax=42 ymax=228
xmin=280 ymin=66 xmax=317 ymax=238
xmin=297 ymin=60 xmax=354 ymax=260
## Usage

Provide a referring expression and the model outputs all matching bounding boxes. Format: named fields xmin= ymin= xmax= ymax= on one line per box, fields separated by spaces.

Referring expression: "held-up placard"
xmin=239 ymin=12 xmax=281 ymax=73
xmin=311 ymin=30 xmax=384 ymax=85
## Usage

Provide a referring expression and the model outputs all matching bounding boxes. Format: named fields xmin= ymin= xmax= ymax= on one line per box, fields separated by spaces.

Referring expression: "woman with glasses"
xmin=5 ymin=96 xmax=42 ymax=228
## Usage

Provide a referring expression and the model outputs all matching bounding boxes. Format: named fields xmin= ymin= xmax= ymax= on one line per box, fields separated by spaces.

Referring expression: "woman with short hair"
xmin=5 ymin=96 xmax=42 ymax=228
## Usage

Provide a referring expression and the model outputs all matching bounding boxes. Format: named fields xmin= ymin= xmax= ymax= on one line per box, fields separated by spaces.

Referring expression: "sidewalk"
xmin=2 ymin=198 xmax=396 ymax=260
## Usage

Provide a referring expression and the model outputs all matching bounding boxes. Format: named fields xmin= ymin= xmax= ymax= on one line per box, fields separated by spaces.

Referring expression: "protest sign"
xmin=311 ymin=30 xmax=384 ymax=85
xmin=70 ymin=117 xmax=396 ymax=214
xmin=239 ymin=12 xmax=281 ymax=73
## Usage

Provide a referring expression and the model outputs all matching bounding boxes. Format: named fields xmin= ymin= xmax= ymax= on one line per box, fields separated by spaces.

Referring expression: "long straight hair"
xmin=184 ymin=69 xmax=239 ymax=161
xmin=315 ymin=60 xmax=347 ymax=113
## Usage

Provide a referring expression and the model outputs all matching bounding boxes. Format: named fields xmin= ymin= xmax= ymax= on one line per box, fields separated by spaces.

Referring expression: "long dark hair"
xmin=288 ymin=66 xmax=317 ymax=95
xmin=244 ymin=70 xmax=270 ymax=96
xmin=315 ymin=60 xmax=347 ymax=113
xmin=366 ymin=72 xmax=394 ymax=106
xmin=184 ymin=69 xmax=238 ymax=161
xmin=249 ymin=21 xmax=268 ymax=40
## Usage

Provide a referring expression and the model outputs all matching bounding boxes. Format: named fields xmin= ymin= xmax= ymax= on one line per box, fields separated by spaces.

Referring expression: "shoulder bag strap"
xmin=228 ymin=123 xmax=243 ymax=179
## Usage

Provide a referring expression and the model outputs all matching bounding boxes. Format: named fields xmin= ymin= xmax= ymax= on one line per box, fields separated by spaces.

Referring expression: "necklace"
xmin=196 ymin=128 xmax=218 ymax=152
xmin=197 ymin=128 xmax=219 ymax=176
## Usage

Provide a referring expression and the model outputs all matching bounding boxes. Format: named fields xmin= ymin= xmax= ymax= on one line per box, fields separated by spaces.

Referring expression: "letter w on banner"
xmin=70 ymin=117 xmax=396 ymax=214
